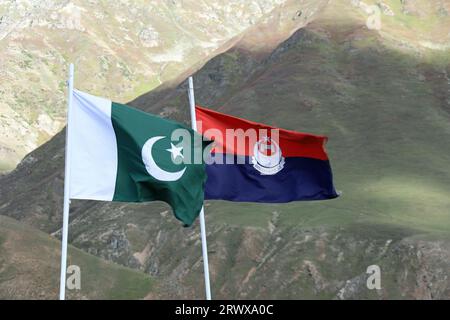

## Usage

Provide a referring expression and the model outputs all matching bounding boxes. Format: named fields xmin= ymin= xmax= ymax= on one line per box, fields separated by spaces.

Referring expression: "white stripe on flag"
xmin=69 ymin=89 xmax=118 ymax=201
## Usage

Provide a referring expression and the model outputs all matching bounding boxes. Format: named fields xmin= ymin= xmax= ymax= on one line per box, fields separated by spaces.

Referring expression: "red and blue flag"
xmin=196 ymin=106 xmax=339 ymax=202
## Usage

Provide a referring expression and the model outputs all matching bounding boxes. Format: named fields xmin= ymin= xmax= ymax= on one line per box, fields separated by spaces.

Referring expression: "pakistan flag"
xmin=68 ymin=89 xmax=210 ymax=226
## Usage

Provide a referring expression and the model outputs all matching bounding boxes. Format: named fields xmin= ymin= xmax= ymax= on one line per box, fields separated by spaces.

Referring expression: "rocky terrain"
xmin=0 ymin=0 xmax=317 ymax=172
xmin=0 ymin=0 xmax=449 ymax=299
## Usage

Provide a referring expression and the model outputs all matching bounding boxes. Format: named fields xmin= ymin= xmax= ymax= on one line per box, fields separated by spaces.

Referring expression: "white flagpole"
xmin=187 ymin=76 xmax=212 ymax=300
xmin=59 ymin=63 xmax=74 ymax=300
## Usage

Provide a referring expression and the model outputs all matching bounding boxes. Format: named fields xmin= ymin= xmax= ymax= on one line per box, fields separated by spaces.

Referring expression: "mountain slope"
xmin=0 ymin=215 xmax=154 ymax=299
xmin=0 ymin=0 xmax=328 ymax=232
xmin=0 ymin=0 xmax=449 ymax=299
xmin=0 ymin=0 xmax=317 ymax=172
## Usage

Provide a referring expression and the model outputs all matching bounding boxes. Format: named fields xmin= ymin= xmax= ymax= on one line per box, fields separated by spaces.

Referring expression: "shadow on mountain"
xmin=1 ymin=5 xmax=450 ymax=298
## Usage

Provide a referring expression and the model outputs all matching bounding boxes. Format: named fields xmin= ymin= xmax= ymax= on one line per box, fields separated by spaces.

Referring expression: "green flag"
xmin=69 ymin=89 xmax=210 ymax=226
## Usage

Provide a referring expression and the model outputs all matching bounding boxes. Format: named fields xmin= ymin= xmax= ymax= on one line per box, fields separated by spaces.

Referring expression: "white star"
xmin=166 ymin=143 xmax=184 ymax=160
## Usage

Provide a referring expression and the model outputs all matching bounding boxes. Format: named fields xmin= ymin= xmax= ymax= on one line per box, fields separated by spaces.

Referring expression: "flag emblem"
xmin=195 ymin=105 xmax=338 ymax=203
xmin=251 ymin=136 xmax=285 ymax=175
xmin=141 ymin=136 xmax=186 ymax=182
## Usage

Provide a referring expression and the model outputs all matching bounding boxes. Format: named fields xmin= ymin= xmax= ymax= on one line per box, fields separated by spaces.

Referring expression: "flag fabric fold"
xmin=69 ymin=89 xmax=210 ymax=226
xmin=195 ymin=105 xmax=339 ymax=203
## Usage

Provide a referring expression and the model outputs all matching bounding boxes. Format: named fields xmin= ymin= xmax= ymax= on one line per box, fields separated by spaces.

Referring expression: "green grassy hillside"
xmin=0 ymin=215 xmax=154 ymax=299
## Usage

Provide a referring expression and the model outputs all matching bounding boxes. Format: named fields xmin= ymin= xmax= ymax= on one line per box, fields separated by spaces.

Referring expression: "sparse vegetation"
xmin=0 ymin=0 xmax=449 ymax=299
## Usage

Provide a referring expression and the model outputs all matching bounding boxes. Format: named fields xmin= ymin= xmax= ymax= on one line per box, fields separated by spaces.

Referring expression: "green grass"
xmin=0 ymin=216 xmax=154 ymax=299
xmin=0 ymin=159 xmax=16 ymax=173
xmin=69 ymin=245 xmax=154 ymax=300
xmin=131 ymin=77 xmax=162 ymax=101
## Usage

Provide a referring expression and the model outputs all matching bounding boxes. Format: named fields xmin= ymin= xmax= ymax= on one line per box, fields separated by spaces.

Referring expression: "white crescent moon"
xmin=141 ymin=136 xmax=186 ymax=181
